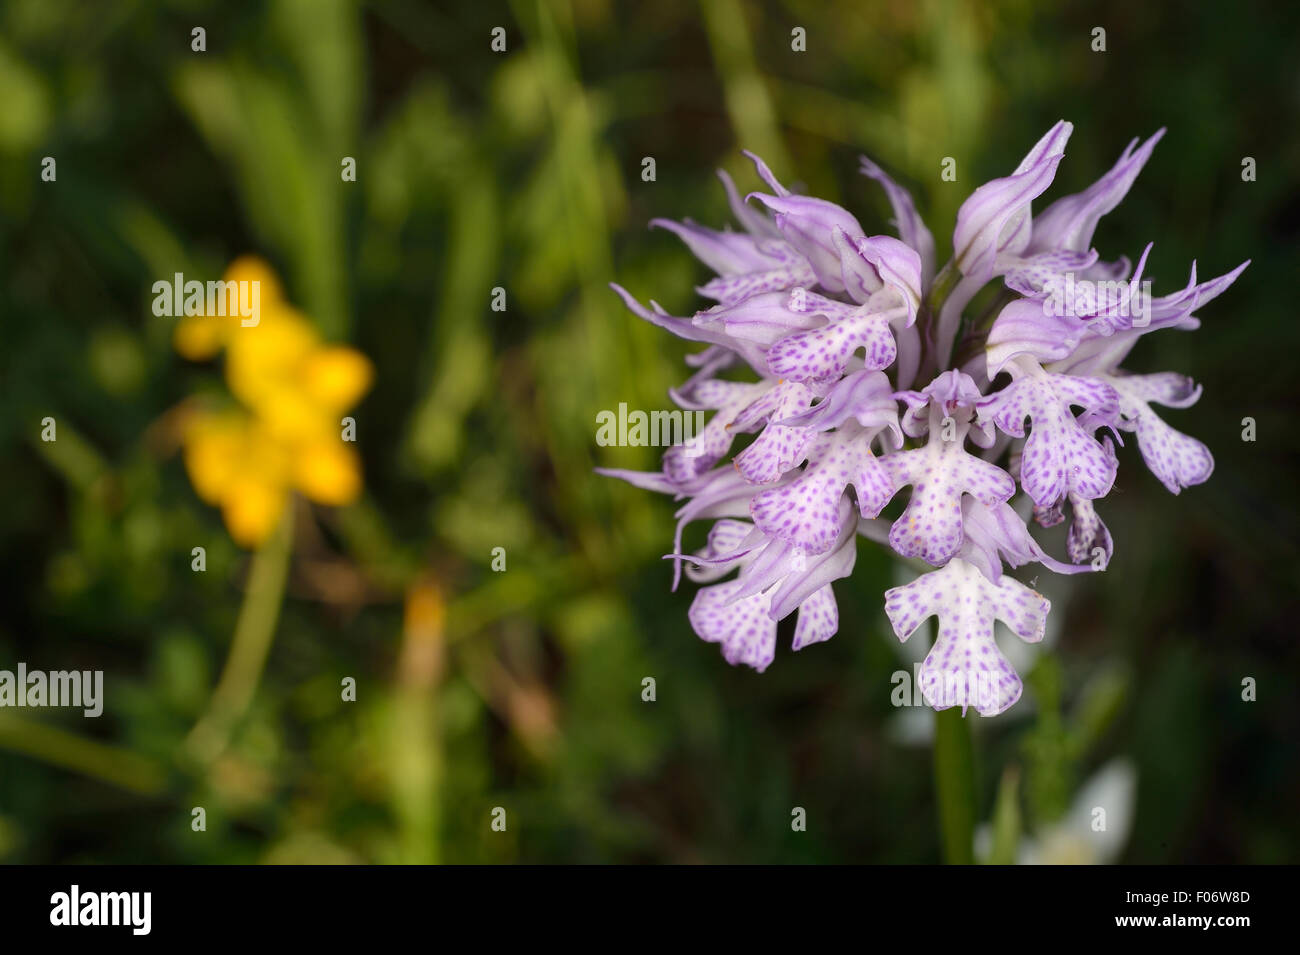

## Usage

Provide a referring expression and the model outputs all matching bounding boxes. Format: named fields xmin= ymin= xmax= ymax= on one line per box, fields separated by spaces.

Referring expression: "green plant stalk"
xmin=388 ymin=579 xmax=447 ymax=864
xmin=0 ymin=714 xmax=168 ymax=795
xmin=184 ymin=505 xmax=294 ymax=765
xmin=391 ymin=685 xmax=440 ymax=865
xmin=934 ymin=706 xmax=976 ymax=864
xmin=926 ymin=260 xmax=961 ymax=313
xmin=986 ymin=765 xmax=1022 ymax=865
xmin=913 ymin=260 xmax=960 ymax=382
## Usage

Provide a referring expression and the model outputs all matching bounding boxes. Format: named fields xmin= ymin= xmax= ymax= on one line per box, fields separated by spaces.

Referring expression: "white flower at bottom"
xmin=975 ymin=760 xmax=1138 ymax=865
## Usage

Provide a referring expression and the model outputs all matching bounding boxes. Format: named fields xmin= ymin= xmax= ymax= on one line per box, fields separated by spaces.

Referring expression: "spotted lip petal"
xmin=1106 ymin=373 xmax=1213 ymax=493
xmin=791 ymin=586 xmax=839 ymax=651
xmin=1033 ymin=499 xmax=1066 ymax=528
xmin=767 ymin=287 xmax=911 ymax=383
xmin=731 ymin=380 xmax=819 ymax=483
xmin=978 ymin=361 xmax=1120 ymax=508
xmin=687 ymin=511 xmax=856 ymax=670
xmin=885 ymin=558 xmax=1050 ymax=716
xmin=877 ymin=417 xmax=1017 ymax=566
xmin=765 ymin=304 xmax=902 ymax=382
xmin=749 ymin=427 xmax=892 ymax=554
xmin=690 ymin=580 xmax=779 ymax=671
xmin=690 ymin=578 xmax=843 ymax=671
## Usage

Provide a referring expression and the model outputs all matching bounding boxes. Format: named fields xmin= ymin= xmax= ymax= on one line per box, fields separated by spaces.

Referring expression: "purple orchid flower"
xmin=603 ymin=123 xmax=1247 ymax=716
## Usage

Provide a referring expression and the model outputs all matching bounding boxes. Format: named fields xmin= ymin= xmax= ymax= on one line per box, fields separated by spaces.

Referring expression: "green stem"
xmin=925 ymin=260 xmax=961 ymax=314
xmin=934 ymin=706 xmax=976 ymax=864
xmin=0 ymin=714 xmax=168 ymax=795
xmin=912 ymin=260 xmax=960 ymax=381
xmin=184 ymin=504 xmax=294 ymax=765
xmin=390 ymin=580 xmax=445 ymax=865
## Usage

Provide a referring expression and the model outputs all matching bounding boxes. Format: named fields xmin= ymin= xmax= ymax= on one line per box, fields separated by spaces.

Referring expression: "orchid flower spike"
xmin=603 ymin=129 xmax=1247 ymax=716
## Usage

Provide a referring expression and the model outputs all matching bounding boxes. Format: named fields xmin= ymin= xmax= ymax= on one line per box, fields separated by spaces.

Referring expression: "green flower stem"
xmin=934 ymin=706 xmax=976 ymax=864
xmin=986 ymin=765 xmax=1022 ymax=865
xmin=913 ymin=260 xmax=960 ymax=381
xmin=184 ymin=504 xmax=294 ymax=765
xmin=926 ymin=260 xmax=961 ymax=314
xmin=389 ymin=580 xmax=446 ymax=865
xmin=0 ymin=714 xmax=168 ymax=795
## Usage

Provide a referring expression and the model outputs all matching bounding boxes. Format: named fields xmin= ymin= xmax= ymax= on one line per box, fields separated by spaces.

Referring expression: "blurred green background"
xmin=1 ymin=0 xmax=1296 ymax=863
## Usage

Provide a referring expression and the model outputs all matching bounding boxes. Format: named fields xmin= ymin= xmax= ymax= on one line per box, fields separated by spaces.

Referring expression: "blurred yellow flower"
xmin=176 ymin=257 xmax=372 ymax=548
xmin=172 ymin=256 xmax=284 ymax=361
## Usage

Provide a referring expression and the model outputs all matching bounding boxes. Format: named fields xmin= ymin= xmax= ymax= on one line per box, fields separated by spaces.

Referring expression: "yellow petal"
xmin=301 ymin=346 xmax=373 ymax=412
xmin=225 ymin=309 xmax=319 ymax=410
xmin=250 ymin=386 xmax=326 ymax=445
xmin=181 ymin=411 xmax=246 ymax=504
xmin=172 ymin=257 xmax=284 ymax=359
xmin=221 ymin=474 xmax=288 ymax=549
xmin=223 ymin=255 xmax=284 ymax=306
xmin=293 ymin=437 xmax=362 ymax=506
xmin=173 ymin=314 xmax=227 ymax=360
